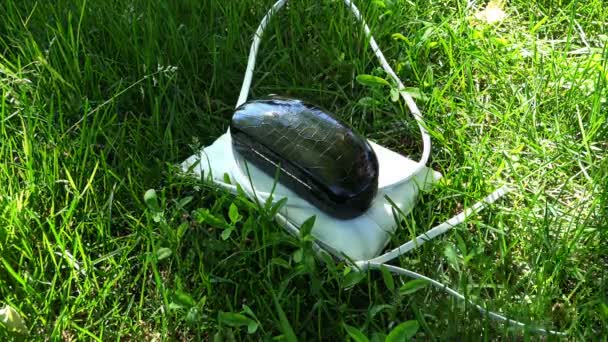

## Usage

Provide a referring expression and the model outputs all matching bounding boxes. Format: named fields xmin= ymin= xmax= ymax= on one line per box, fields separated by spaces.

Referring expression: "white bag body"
xmin=180 ymin=129 xmax=441 ymax=261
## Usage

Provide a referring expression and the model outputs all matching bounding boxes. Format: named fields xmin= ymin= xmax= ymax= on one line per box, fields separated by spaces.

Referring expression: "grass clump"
xmin=0 ymin=0 xmax=606 ymax=340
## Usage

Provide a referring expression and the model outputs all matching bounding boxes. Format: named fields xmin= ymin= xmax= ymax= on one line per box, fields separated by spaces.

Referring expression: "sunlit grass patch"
xmin=0 ymin=0 xmax=606 ymax=340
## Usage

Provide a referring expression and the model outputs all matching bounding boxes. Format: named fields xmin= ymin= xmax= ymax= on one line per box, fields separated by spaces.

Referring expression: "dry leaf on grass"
xmin=473 ymin=0 xmax=508 ymax=24
xmin=0 ymin=304 xmax=28 ymax=334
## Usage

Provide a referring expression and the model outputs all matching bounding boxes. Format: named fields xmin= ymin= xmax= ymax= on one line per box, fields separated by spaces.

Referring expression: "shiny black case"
xmin=230 ymin=96 xmax=379 ymax=219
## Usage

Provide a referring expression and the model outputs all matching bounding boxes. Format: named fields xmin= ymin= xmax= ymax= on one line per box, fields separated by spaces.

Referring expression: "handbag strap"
xmin=233 ymin=1 xmax=566 ymax=336
xmin=235 ymin=0 xmax=431 ymax=187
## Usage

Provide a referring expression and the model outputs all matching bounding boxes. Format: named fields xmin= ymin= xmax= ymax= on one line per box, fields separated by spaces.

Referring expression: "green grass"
xmin=0 ymin=0 xmax=606 ymax=340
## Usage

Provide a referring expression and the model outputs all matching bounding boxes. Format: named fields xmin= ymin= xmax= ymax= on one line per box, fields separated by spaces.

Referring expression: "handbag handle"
xmin=235 ymin=0 xmax=431 ymax=187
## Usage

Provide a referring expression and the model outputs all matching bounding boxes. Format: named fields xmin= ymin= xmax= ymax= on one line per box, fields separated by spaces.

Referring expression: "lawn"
xmin=0 ymin=0 xmax=606 ymax=340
